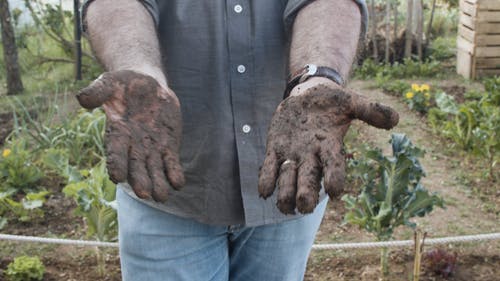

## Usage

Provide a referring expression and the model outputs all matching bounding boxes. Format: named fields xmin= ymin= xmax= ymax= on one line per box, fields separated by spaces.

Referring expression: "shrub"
xmin=428 ymin=37 xmax=456 ymax=61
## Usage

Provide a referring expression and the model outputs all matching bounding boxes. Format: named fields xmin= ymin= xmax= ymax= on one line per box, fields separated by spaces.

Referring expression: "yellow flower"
xmin=424 ymin=92 xmax=431 ymax=99
xmin=411 ymin=84 xmax=420 ymax=92
xmin=405 ymin=92 xmax=414 ymax=99
xmin=2 ymin=149 xmax=11 ymax=158
xmin=421 ymin=84 xmax=430 ymax=91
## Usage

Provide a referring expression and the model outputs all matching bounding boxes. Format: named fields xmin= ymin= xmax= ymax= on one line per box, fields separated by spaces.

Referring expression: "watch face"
xmin=305 ymin=64 xmax=318 ymax=76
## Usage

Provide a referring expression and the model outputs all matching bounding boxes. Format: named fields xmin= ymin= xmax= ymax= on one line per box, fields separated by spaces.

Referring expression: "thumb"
xmin=76 ymin=74 xmax=114 ymax=109
xmin=350 ymin=93 xmax=399 ymax=130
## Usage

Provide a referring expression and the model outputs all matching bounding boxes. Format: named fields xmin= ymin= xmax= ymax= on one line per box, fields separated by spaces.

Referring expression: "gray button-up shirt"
xmin=83 ymin=0 xmax=367 ymax=226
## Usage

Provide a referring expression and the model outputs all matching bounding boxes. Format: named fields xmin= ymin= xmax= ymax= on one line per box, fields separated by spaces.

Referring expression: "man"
xmin=77 ymin=0 xmax=398 ymax=280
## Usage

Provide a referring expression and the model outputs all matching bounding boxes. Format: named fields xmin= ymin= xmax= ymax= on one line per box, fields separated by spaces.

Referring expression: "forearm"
xmin=289 ymin=0 xmax=361 ymax=80
xmin=84 ymin=0 xmax=166 ymax=87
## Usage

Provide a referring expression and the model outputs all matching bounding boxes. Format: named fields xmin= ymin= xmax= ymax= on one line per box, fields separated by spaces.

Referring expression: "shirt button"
xmin=237 ymin=65 xmax=246 ymax=73
xmin=234 ymin=4 xmax=243 ymax=13
xmin=242 ymin=124 xmax=251 ymax=133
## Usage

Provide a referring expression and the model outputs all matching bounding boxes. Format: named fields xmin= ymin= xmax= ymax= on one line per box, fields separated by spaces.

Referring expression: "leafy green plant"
xmin=5 ymin=255 xmax=45 ymax=281
xmin=0 ymin=190 xmax=50 ymax=229
xmin=63 ymin=161 xmax=117 ymax=242
xmin=471 ymin=104 xmax=499 ymax=180
xmin=483 ymin=76 xmax=500 ymax=105
xmin=342 ymin=134 xmax=444 ymax=275
xmin=430 ymin=89 xmax=499 ymax=180
xmin=374 ymin=77 xmax=410 ymax=97
xmin=356 ymin=58 xmax=443 ymax=80
xmin=355 ymin=58 xmax=384 ymax=79
xmin=432 ymin=92 xmax=476 ymax=150
xmin=41 ymin=148 xmax=82 ymax=183
xmin=62 ymin=161 xmax=117 ymax=276
xmin=0 ymin=139 xmax=43 ymax=193
xmin=10 ymin=98 xmax=105 ymax=167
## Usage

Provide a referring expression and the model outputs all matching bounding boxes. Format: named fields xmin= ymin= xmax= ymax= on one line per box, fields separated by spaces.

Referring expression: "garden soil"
xmin=0 ymin=79 xmax=498 ymax=280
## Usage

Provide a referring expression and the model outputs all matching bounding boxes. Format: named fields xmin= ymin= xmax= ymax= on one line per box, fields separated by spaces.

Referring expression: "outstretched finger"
xmin=128 ymin=144 xmax=153 ymax=199
xmin=76 ymin=74 xmax=115 ymax=109
xmin=147 ymin=152 xmax=170 ymax=202
xmin=296 ymin=154 xmax=322 ymax=214
xmin=258 ymin=150 xmax=280 ymax=199
xmin=105 ymin=121 xmax=130 ymax=184
xmin=162 ymin=150 xmax=185 ymax=190
xmin=319 ymin=143 xmax=346 ymax=199
xmin=350 ymin=93 xmax=399 ymax=130
xmin=276 ymin=160 xmax=298 ymax=214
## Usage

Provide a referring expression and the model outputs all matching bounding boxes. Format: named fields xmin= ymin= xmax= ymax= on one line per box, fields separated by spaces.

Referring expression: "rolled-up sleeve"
xmin=81 ymin=0 xmax=160 ymax=33
xmin=283 ymin=0 xmax=368 ymax=39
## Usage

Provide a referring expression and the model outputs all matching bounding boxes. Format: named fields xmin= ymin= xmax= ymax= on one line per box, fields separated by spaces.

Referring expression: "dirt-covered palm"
xmin=258 ymin=78 xmax=399 ymax=214
xmin=76 ymin=70 xmax=184 ymax=202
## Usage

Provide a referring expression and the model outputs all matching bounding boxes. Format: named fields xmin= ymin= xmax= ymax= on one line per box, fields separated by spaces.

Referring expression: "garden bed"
xmin=0 ymin=78 xmax=499 ymax=280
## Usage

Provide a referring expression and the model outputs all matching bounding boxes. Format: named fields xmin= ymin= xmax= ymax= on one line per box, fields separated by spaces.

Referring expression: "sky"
xmin=9 ymin=0 xmax=74 ymax=26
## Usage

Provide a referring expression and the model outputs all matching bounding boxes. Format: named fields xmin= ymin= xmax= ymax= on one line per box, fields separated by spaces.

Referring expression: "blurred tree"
xmin=0 ymin=0 xmax=24 ymax=95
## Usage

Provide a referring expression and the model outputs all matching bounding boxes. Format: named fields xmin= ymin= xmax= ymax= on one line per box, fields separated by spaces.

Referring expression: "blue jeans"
xmin=117 ymin=188 xmax=327 ymax=281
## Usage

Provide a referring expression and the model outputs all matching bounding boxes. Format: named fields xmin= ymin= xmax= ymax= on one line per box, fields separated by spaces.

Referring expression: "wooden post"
xmin=413 ymin=231 xmax=427 ymax=281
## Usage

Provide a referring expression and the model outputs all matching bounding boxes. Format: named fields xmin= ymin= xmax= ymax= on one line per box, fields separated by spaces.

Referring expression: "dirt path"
xmin=306 ymin=80 xmax=500 ymax=281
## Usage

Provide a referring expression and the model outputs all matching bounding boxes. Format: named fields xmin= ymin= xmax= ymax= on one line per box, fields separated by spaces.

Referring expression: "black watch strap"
xmin=283 ymin=64 xmax=344 ymax=99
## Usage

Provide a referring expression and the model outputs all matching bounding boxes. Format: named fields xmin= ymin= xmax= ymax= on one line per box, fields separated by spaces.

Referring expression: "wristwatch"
xmin=283 ymin=64 xmax=345 ymax=99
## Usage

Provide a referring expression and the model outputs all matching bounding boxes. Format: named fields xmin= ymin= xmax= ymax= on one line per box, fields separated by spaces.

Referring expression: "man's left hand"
xmin=258 ymin=77 xmax=399 ymax=214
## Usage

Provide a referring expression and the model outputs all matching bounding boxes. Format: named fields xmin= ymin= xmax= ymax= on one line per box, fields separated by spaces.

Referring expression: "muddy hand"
xmin=76 ymin=70 xmax=184 ymax=202
xmin=258 ymin=78 xmax=398 ymax=214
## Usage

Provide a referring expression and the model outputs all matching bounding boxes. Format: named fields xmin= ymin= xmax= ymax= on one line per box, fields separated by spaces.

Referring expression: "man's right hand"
xmin=76 ymin=70 xmax=184 ymax=202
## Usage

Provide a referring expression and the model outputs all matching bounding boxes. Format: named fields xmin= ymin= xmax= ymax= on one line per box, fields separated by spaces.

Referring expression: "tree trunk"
xmin=405 ymin=0 xmax=413 ymax=58
xmin=73 ymin=0 xmax=82 ymax=80
xmin=393 ymin=1 xmax=398 ymax=41
xmin=416 ymin=0 xmax=423 ymax=60
xmin=0 ymin=0 xmax=24 ymax=95
xmin=426 ymin=0 xmax=437 ymax=45
xmin=385 ymin=0 xmax=391 ymax=63
xmin=370 ymin=0 xmax=378 ymax=61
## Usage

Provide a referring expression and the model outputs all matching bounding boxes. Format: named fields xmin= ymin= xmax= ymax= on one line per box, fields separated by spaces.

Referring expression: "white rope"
xmin=311 ymin=232 xmax=500 ymax=250
xmin=0 ymin=234 xmax=118 ymax=248
xmin=1 ymin=232 xmax=499 ymax=250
